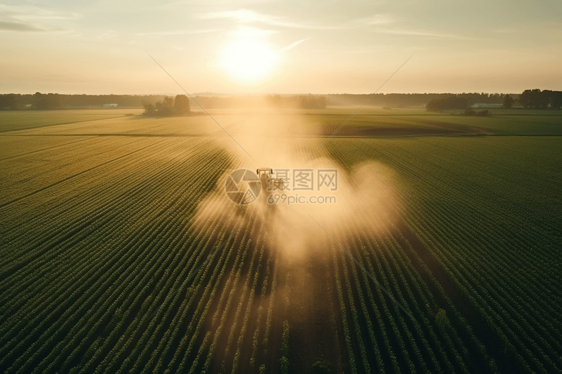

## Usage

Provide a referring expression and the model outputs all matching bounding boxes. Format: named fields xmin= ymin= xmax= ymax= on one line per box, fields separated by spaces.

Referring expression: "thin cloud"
xmin=352 ymin=14 xmax=475 ymax=40
xmin=137 ymin=29 xmax=219 ymax=37
xmin=0 ymin=4 xmax=78 ymax=20
xmin=230 ymin=26 xmax=277 ymax=39
xmin=354 ymin=14 xmax=394 ymax=25
xmin=0 ymin=16 xmax=64 ymax=32
xmin=375 ymin=28 xmax=477 ymax=40
xmin=0 ymin=19 xmax=46 ymax=32
xmin=200 ymin=9 xmax=340 ymax=30
xmin=279 ymin=38 xmax=309 ymax=52
xmin=312 ymin=48 xmax=379 ymax=54
xmin=0 ymin=4 xmax=75 ymax=32
xmin=161 ymin=0 xmax=276 ymax=8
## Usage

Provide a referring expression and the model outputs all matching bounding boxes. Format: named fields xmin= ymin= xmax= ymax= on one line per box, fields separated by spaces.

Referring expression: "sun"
xmin=220 ymin=38 xmax=279 ymax=82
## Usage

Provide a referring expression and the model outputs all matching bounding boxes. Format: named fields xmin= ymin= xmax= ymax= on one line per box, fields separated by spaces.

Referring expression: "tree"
xmin=143 ymin=103 xmax=155 ymax=115
xmin=33 ymin=92 xmax=63 ymax=110
xmin=519 ymin=89 xmax=543 ymax=109
xmin=173 ymin=95 xmax=190 ymax=115
xmin=503 ymin=94 xmax=514 ymax=109
xmin=550 ymin=91 xmax=562 ymax=110
xmin=155 ymin=97 xmax=174 ymax=116
xmin=0 ymin=94 xmax=18 ymax=110
xmin=519 ymin=89 xmax=562 ymax=109
xmin=298 ymin=95 xmax=326 ymax=109
xmin=144 ymin=96 xmax=190 ymax=116
xmin=537 ymin=90 xmax=550 ymax=109
xmin=426 ymin=96 xmax=469 ymax=112
xmin=519 ymin=90 xmax=533 ymax=108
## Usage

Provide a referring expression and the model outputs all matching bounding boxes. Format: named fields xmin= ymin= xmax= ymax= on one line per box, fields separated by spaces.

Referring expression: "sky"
xmin=0 ymin=0 xmax=560 ymax=95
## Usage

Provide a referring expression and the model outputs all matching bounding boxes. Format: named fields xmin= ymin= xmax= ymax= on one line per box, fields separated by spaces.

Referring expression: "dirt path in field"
xmin=5 ymin=119 xmax=494 ymax=139
xmin=317 ymin=122 xmax=493 ymax=138
xmin=259 ymin=245 xmax=345 ymax=374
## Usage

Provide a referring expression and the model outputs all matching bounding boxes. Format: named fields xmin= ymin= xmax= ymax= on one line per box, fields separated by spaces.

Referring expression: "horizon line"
xmin=0 ymin=91 xmax=527 ymax=96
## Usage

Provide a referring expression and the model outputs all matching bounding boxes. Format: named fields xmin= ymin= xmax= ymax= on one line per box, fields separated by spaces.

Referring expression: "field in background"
xmin=0 ymin=109 xmax=143 ymax=133
xmin=2 ymin=107 xmax=561 ymax=137
xmin=0 ymin=109 xmax=561 ymax=374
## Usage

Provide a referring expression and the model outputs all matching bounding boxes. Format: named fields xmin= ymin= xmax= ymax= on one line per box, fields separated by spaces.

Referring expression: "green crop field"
xmin=0 ymin=109 xmax=560 ymax=374
xmin=0 ymin=109 xmax=143 ymax=133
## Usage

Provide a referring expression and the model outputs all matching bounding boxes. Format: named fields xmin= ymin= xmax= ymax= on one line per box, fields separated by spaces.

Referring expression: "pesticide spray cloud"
xmin=187 ymin=110 xmax=403 ymax=370
xmin=192 ymin=109 xmax=401 ymax=261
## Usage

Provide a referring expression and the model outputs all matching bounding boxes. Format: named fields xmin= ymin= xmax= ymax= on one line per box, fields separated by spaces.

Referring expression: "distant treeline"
xmin=0 ymin=93 xmax=169 ymax=110
xmin=1 ymin=90 xmax=560 ymax=111
xmin=268 ymin=95 xmax=326 ymax=109
xmin=0 ymin=93 xmax=326 ymax=110
xmin=326 ymin=92 xmax=512 ymax=107
xmin=426 ymin=96 xmax=473 ymax=112
xmin=190 ymin=95 xmax=326 ymax=109
xmin=425 ymin=89 xmax=562 ymax=112
xmin=519 ymin=89 xmax=562 ymax=109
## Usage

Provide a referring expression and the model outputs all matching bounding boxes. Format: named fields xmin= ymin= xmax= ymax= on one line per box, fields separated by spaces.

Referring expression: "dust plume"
xmin=192 ymin=108 xmax=401 ymax=261
xmin=187 ymin=109 xmax=402 ymax=372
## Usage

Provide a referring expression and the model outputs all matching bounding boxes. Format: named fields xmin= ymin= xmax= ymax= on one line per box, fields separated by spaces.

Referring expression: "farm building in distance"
xmin=103 ymin=103 xmax=118 ymax=108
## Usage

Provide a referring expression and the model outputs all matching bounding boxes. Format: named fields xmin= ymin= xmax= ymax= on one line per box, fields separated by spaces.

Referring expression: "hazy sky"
xmin=1 ymin=0 xmax=560 ymax=94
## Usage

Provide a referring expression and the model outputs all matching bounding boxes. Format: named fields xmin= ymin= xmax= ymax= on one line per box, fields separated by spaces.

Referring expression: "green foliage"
xmin=436 ymin=309 xmax=449 ymax=328
xmin=281 ymin=320 xmax=289 ymax=357
xmin=0 ymin=110 xmax=561 ymax=374
xmin=0 ymin=109 xmax=141 ymax=132
xmin=154 ymin=97 xmax=174 ymax=116
xmin=0 ymin=93 xmax=18 ymax=110
xmin=174 ymin=94 xmax=191 ymax=115
xmin=279 ymin=356 xmax=289 ymax=374
xmin=311 ymin=359 xmax=331 ymax=373
xmin=33 ymin=92 xmax=63 ymax=110
xmin=143 ymin=102 xmax=155 ymax=115
xmin=503 ymin=94 xmax=514 ymax=109
xmin=426 ymin=96 xmax=469 ymax=112
xmin=520 ymin=89 xmax=562 ymax=109
xmin=278 ymin=320 xmax=290 ymax=374
xmin=144 ymin=95 xmax=190 ymax=116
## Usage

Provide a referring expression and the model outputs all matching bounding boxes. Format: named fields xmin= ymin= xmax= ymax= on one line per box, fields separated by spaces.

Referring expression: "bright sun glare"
xmin=221 ymin=39 xmax=279 ymax=82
